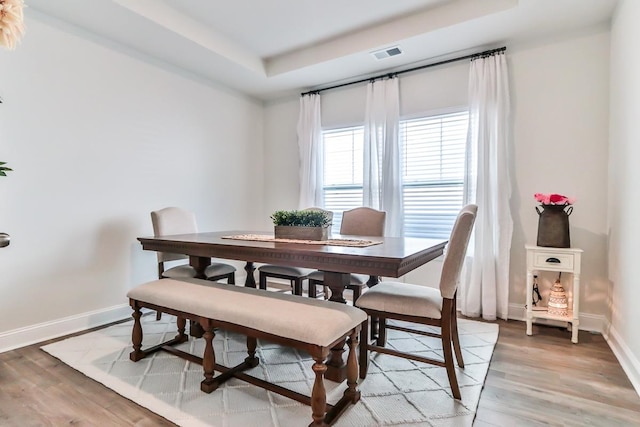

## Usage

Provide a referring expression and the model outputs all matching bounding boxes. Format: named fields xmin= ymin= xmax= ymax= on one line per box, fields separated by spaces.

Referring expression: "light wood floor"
xmin=1 ymin=319 xmax=639 ymax=426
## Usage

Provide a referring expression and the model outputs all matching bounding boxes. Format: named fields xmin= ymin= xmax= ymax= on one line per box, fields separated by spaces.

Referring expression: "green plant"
xmin=270 ymin=210 xmax=331 ymax=227
xmin=0 ymin=162 xmax=12 ymax=177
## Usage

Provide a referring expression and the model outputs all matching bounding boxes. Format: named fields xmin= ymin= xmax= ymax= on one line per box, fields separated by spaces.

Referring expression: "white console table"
xmin=525 ymin=245 xmax=583 ymax=343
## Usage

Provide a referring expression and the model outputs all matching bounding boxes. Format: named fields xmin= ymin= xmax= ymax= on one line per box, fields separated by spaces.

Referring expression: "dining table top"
xmin=138 ymin=230 xmax=448 ymax=278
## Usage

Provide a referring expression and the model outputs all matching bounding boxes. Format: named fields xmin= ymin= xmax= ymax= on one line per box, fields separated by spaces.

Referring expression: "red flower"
xmin=534 ymin=193 xmax=574 ymax=205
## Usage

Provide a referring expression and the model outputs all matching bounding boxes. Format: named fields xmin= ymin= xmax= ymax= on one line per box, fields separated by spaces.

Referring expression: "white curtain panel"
xmin=297 ymin=93 xmax=323 ymax=209
xmin=363 ymin=77 xmax=404 ymax=237
xmin=460 ymin=52 xmax=512 ymax=320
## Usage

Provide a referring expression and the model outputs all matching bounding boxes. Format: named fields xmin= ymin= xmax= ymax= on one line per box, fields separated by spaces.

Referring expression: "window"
xmin=322 ymin=110 xmax=469 ymax=238
xmin=322 ymin=126 xmax=364 ymax=232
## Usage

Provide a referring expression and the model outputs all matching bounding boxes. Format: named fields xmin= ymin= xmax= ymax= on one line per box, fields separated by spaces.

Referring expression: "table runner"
xmin=222 ymin=234 xmax=382 ymax=247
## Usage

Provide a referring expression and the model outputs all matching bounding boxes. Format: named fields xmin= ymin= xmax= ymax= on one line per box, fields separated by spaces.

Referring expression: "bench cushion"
xmin=127 ymin=279 xmax=367 ymax=347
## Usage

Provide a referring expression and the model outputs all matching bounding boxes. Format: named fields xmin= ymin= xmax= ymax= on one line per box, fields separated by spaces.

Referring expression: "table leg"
xmin=244 ymin=261 xmax=256 ymax=288
xmin=323 ymin=271 xmax=350 ymax=382
xmin=366 ymin=275 xmax=379 ymax=287
xmin=189 ymin=256 xmax=212 ymax=337
xmin=190 ymin=256 xmax=211 ymax=279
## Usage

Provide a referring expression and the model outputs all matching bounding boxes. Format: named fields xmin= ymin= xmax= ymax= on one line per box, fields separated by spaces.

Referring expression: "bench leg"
xmin=175 ymin=316 xmax=188 ymax=343
xmin=200 ymin=320 xmax=218 ymax=393
xmin=310 ymin=357 xmax=328 ymax=427
xmin=245 ymin=336 xmax=259 ymax=368
xmin=323 ymin=327 xmax=362 ymax=425
xmin=129 ymin=305 xmax=145 ymax=362
xmin=345 ymin=328 xmax=361 ymax=403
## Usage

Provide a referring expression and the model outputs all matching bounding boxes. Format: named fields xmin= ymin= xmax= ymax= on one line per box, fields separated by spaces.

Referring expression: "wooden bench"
xmin=126 ymin=278 xmax=367 ymax=427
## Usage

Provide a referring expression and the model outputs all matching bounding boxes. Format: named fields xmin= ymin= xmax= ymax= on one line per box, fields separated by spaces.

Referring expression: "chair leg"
xmin=451 ymin=304 xmax=464 ymax=368
xmin=376 ymin=317 xmax=387 ymax=347
xmin=292 ymin=278 xmax=303 ymax=296
xmin=309 ymin=279 xmax=321 ymax=298
xmin=156 ymin=311 xmax=162 ymax=321
xmin=228 ymin=272 xmax=235 ymax=285
xmin=441 ymin=307 xmax=461 ymax=399
xmin=351 ymin=286 xmax=362 ymax=304
xmin=259 ymin=272 xmax=268 ymax=290
xmin=359 ymin=318 xmax=369 ymax=379
xmin=308 ymin=279 xmax=317 ymax=298
xmin=369 ymin=315 xmax=378 ymax=342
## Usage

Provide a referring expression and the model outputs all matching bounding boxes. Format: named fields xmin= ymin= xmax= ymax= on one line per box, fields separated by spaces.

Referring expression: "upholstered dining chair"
xmin=307 ymin=207 xmax=386 ymax=302
xmin=151 ymin=207 xmax=237 ymax=320
xmin=151 ymin=207 xmax=236 ymax=277
xmin=355 ymin=204 xmax=477 ymax=400
xmin=257 ymin=207 xmax=332 ymax=296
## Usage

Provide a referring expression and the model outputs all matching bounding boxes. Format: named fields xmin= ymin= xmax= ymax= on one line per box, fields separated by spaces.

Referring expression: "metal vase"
xmin=535 ymin=204 xmax=572 ymax=248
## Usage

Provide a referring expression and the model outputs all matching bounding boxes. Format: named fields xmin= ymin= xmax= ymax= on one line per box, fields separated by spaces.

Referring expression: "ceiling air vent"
xmin=371 ymin=46 xmax=403 ymax=60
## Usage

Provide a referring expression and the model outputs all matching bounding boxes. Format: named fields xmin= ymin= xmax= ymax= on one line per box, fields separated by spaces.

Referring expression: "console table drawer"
xmin=531 ymin=251 xmax=574 ymax=271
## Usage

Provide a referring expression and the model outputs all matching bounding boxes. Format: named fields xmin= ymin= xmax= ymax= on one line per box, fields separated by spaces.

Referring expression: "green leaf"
xmin=270 ymin=209 xmax=331 ymax=227
xmin=0 ymin=162 xmax=12 ymax=177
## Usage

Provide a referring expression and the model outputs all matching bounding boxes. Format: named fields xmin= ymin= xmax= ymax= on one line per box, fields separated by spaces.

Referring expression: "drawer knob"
xmin=545 ymin=257 xmax=561 ymax=263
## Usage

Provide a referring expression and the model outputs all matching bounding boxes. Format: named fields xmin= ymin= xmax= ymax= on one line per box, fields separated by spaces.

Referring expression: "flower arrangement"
xmin=0 ymin=0 xmax=25 ymax=50
xmin=534 ymin=193 xmax=575 ymax=206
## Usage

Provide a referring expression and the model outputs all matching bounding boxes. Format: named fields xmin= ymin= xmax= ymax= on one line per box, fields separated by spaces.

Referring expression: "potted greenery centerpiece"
xmin=271 ymin=209 xmax=332 ymax=241
xmin=0 ymin=162 xmax=12 ymax=177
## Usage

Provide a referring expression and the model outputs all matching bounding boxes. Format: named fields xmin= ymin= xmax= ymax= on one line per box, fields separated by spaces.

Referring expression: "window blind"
xmin=400 ymin=111 xmax=468 ymax=239
xmin=323 ymin=127 xmax=364 ymax=233
xmin=322 ymin=110 xmax=468 ymax=238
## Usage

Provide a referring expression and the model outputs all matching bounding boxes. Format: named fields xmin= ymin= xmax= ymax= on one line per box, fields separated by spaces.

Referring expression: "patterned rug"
xmin=42 ymin=314 xmax=498 ymax=426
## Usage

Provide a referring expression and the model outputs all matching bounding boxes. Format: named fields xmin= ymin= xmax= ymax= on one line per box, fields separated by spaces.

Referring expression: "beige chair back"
xmin=151 ymin=207 xmax=198 ymax=263
xmin=340 ymin=207 xmax=386 ymax=237
xmin=439 ymin=204 xmax=477 ymax=299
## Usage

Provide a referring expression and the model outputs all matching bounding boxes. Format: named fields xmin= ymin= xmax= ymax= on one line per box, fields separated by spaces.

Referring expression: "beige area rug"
xmin=42 ymin=313 xmax=498 ymax=426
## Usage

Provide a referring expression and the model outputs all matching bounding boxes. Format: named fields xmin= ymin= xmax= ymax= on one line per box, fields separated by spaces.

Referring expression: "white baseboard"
xmin=0 ymin=304 xmax=132 ymax=354
xmin=507 ymin=303 xmax=605 ymax=333
xmin=603 ymin=322 xmax=640 ymax=397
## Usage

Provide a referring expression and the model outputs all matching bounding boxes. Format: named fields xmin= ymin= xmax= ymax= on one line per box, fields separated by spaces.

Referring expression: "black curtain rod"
xmin=301 ymin=46 xmax=506 ymax=97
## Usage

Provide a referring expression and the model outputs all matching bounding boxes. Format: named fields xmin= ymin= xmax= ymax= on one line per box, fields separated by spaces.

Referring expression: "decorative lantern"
xmin=547 ymin=278 xmax=568 ymax=316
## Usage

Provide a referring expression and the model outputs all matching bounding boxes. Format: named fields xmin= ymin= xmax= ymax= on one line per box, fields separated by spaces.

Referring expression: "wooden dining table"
xmin=137 ymin=230 xmax=448 ymax=382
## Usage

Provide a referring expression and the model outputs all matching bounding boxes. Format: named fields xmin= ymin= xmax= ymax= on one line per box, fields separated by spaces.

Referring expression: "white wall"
xmin=262 ymin=97 xmax=300 ymax=227
xmin=509 ymin=30 xmax=610 ymax=321
xmin=263 ymin=28 xmax=611 ymax=328
xmin=607 ymin=0 xmax=640 ymax=394
xmin=0 ymin=16 xmax=264 ymax=350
